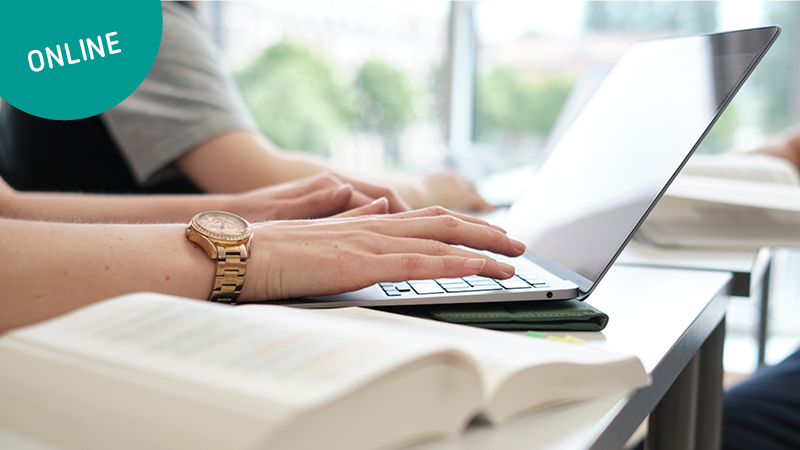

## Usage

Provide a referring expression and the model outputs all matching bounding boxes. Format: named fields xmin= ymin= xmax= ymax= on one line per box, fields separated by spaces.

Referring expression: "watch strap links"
xmin=209 ymin=243 xmax=248 ymax=305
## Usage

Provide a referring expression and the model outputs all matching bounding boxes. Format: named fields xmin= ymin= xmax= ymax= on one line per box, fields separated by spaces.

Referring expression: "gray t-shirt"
xmin=101 ymin=2 xmax=256 ymax=186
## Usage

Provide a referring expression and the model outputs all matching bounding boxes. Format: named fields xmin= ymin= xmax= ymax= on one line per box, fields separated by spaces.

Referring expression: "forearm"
xmin=750 ymin=123 xmax=800 ymax=175
xmin=175 ymin=130 xmax=493 ymax=211
xmin=1 ymin=190 xmax=230 ymax=223
xmin=1 ymin=207 xmax=524 ymax=332
xmin=0 ymin=219 xmax=213 ymax=332
xmin=177 ymin=131 xmax=330 ymax=192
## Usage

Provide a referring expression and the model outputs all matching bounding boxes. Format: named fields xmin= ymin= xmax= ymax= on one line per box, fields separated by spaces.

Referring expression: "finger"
xmin=357 ymin=215 xmax=525 ymax=257
xmin=266 ymin=173 xmax=345 ymax=200
xmin=344 ymin=179 xmax=411 ymax=213
xmin=273 ymin=184 xmax=353 ymax=219
xmin=449 ymin=176 xmax=496 ymax=213
xmin=368 ymin=235 xmax=515 ymax=279
xmin=345 ymin=189 xmax=376 ymax=210
xmin=462 ymin=191 xmax=496 ymax=213
xmin=378 ymin=205 xmax=507 ymax=234
xmin=265 ymin=207 xmax=514 ymax=253
xmin=369 ymin=254 xmax=504 ymax=284
xmin=332 ymin=197 xmax=389 ymax=218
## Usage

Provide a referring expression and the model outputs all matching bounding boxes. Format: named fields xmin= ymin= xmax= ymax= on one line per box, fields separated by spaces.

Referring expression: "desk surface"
xmin=617 ymin=238 xmax=770 ymax=297
xmin=411 ymin=263 xmax=732 ymax=450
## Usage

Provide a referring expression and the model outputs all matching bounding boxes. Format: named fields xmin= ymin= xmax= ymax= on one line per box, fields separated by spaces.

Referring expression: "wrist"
xmin=396 ymin=177 xmax=428 ymax=210
xmin=212 ymin=193 xmax=239 ymax=216
xmin=238 ymin=224 xmax=270 ymax=303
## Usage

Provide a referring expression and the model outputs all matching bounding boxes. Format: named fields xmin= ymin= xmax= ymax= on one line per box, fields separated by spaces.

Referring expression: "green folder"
xmin=374 ymin=299 xmax=609 ymax=332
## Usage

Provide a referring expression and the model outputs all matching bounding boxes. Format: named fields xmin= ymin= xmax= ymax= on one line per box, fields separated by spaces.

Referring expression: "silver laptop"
xmin=268 ymin=26 xmax=780 ymax=309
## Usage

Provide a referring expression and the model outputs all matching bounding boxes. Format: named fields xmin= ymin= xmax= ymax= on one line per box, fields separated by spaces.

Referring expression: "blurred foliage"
xmin=354 ymin=59 xmax=418 ymax=166
xmin=749 ymin=1 xmax=798 ymax=133
xmin=703 ymin=2 xmax=799 ymax=153
xmin=355 ymin=60 xmax=417 ymax=133
xmin=235 ymin=40 xmax=355 ymax=155
xmin=474 ymin=68 xmax=574 ymax=143
xmin=235 ymin=43 xmax=422 ymax=157
xmin=584 ymin=1 xmax=717 ymax=34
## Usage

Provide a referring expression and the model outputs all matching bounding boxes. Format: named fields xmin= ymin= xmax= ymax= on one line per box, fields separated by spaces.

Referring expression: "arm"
xmin=177 ymin=130 xmax=494 ymax=212
xmin=751 ymin=122 xmax=800 ymax=174
xmin=1 ymin=207 xmax=524 ymax=332
xmin=0 ymin=173 xmax=387 ymax=223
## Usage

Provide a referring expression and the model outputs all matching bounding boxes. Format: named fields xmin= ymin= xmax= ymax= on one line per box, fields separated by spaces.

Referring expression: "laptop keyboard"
xmin=378 ymin=270 xmax=550 ymax=297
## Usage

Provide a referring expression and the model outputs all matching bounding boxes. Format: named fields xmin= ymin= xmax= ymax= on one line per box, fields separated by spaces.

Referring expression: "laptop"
xmin=270 ymin=26 xmax=780 ymax=308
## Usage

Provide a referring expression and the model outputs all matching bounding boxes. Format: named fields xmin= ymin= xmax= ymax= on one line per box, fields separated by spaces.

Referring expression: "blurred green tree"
xmin=235 ymin=40 xmax=354 ymax=155
xmin=474 ymin=68 xmax=573 ymax=144
xmin=354 ymin=59 xmax=417 ymax=165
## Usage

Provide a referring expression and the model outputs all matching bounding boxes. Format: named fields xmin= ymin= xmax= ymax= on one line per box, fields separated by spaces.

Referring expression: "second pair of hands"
xmin=222 ymin=171 xmax=494 ymax=222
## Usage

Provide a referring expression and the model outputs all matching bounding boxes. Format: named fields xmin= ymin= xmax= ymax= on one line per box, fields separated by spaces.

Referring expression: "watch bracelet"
xmin=209 ymin=244 xmax=248 ymax=305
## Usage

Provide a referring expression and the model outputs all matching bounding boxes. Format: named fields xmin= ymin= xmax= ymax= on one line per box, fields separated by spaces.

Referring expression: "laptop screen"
xmin=503 ymin=27 xmax=780 ymax=291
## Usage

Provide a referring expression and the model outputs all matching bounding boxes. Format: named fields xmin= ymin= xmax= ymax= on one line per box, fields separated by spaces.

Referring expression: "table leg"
xmin=645 ymin=352 xmax=699 ymax=450
xmin=694 ymin=318 xmax=725 ymax=450
xmin=646 ymin=318 xmax=725 ymax=450
xmin=757 ymin=260 xmax=771 ymax=367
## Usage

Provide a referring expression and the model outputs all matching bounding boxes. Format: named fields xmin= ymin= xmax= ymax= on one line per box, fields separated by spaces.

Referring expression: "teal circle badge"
xmin=0 ymin=1 xmax=162 ymax=120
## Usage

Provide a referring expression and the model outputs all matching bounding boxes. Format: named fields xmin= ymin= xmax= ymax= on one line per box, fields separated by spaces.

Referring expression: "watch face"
xmin=193 ymin=211 xmax=252 ymax=240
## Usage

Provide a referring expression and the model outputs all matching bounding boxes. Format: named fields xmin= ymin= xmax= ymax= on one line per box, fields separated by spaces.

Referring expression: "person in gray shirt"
xmin=0 ymin=2 xmax=491 ymax=214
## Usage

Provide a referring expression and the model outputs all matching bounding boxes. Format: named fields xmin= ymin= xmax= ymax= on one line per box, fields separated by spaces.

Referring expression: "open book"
xmin=638 ymin=153 xmax=800 ymax=249
xmin=0 ymin=293 xmax=648 ymax=450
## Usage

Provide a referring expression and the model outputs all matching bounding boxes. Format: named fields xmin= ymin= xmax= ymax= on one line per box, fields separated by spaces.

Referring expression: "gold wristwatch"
xmin=186 ymin=211 xmax=253 ymax=305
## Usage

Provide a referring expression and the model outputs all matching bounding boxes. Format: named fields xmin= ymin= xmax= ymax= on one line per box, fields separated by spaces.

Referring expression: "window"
xmin=204 ymin=1 xmax=450 ymax=174
xmin=200 ymin=2 xmax=800 ymax=180
xmin=471 ymin=1 xmax=800 ymax=175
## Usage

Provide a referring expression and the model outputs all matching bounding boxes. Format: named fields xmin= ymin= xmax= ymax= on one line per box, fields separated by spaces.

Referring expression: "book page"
xmin=640 ymin=199 xmax=800 ymax=248
xmin=643 ymin=174 xmax=800 ymax=248
xmin=311 ymin=307 xmax=642 ymax=402
xmin=665 ymin=175 xmax=800 ymax=212
xmin=681 ymin=153 xmax=800 ymax=185
xmin=6 ymin=294 xmax=468 ymax=416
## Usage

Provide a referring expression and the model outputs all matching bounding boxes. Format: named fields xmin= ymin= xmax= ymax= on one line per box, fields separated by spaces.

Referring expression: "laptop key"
xmin=436 ymin=278 xmax=464 ymax=284
xmin=438 ymin=281 xmax=470 ymax=289
xmin=468 ymin=279 xmax=501 ymax=287
xmin=437 ymin=279 xmax=468 ymax=285
xmin=445 ymin=285 xmax=503 ymax=292
xmin=463 ymin=275 xmax=487 ymax=281
xmin=408 ymin=281 xmax=444 ymax=295
xmin=497 ymin=279 xmax=533 ymax=289
xmin=382 ymin=287 xmax=402 ymax=296
xmin=393 ymin=282 xmax=412 ymax=292
xmin=519 ymin=275 xmax=542 ymax=282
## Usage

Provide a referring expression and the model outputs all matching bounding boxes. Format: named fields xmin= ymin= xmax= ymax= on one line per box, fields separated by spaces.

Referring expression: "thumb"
xmin=277 ymin=184 xmax=354 ymax=219
xmin=332 ymin=197 xmax=390 ymax=218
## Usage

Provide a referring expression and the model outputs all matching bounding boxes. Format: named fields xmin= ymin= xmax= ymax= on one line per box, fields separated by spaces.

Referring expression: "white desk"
xmin=618 ymin=239 xmax=770 ymax=298
xmin=618 ymin=239 xmax=772 ymax=366
xmin=411 ymin=264 xmax=733 ymax=450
